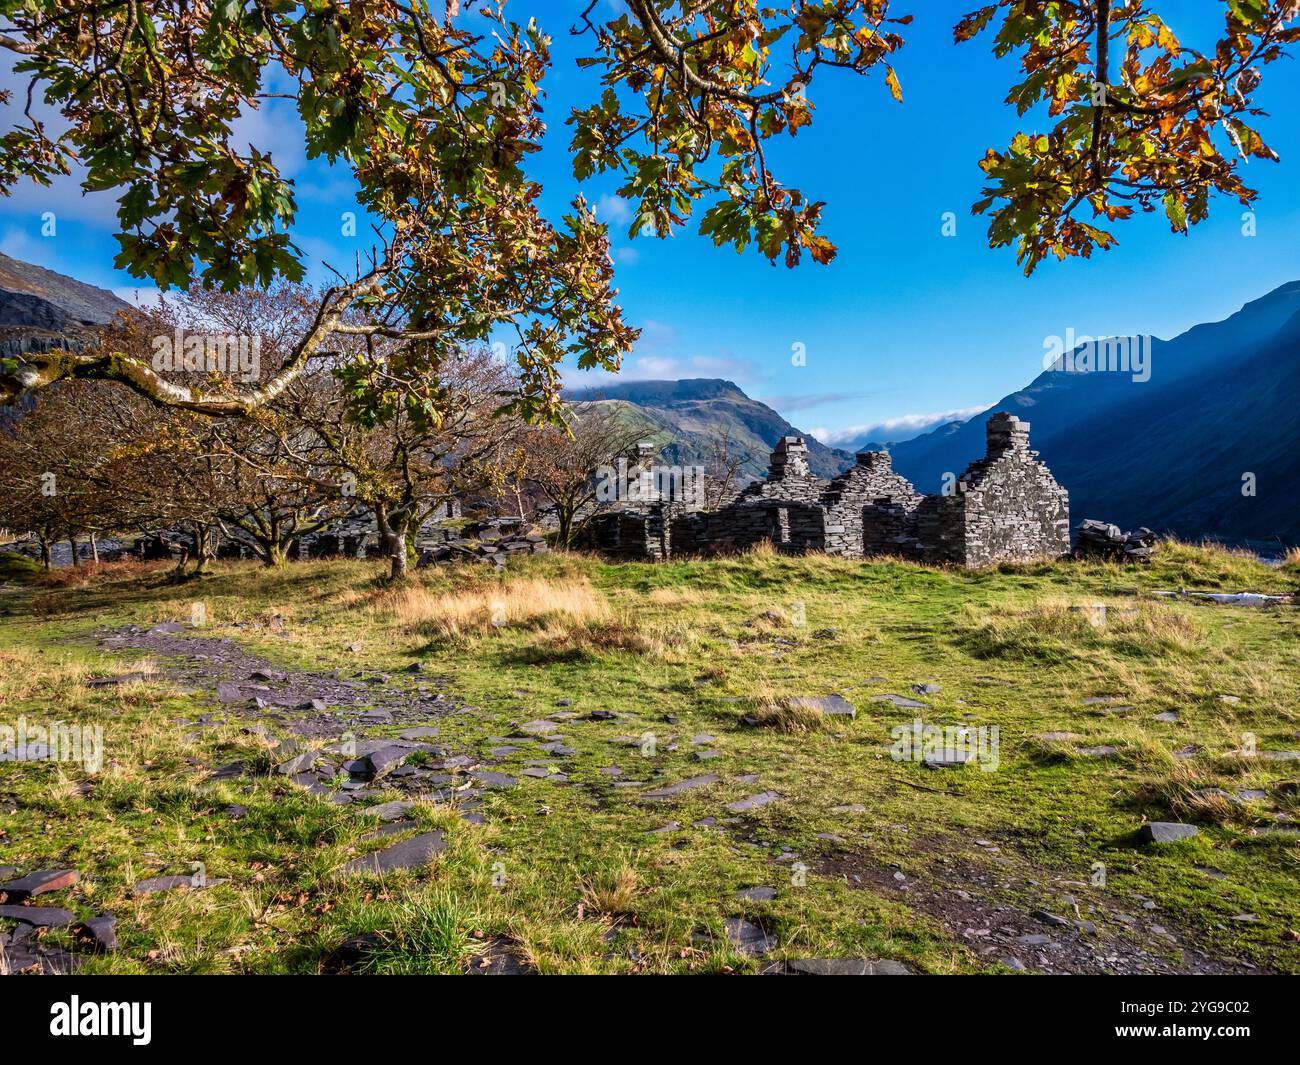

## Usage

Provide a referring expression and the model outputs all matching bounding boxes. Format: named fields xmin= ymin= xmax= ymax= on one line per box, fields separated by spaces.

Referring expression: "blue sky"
xmin=2 ymin=1 xmax=1298 ymax=446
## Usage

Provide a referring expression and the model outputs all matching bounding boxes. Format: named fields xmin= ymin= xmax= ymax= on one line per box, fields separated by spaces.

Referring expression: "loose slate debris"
xmin=723 ymin=917 xmax=778 ymax=956
xmin=0 ymin=868 xmax=79 ymax=901
xmin=1076 ymin=745 xmax=1119 ymax=759
xmin=74 ymin=914 xmax=119 ymax=953
xmin=736 ymin=886 xmax=777 ymax=902
xmin=726 ymin=791 xmax=782 ymax=813
xmin=871 ymin=693 xmax=929 ymax=709
xmin=323 ymin=931 xmax=384 ymax=973
xmin=762 ymin=958 xmax=914 ymax=975
xmin=1072 ymin=520 xmax=1155 ymax=562
xmin=354 ymin=800 xmax=414 ymax=822
xmin=343 ymin=831 xmax=446 ymax=875
xmin=87 ymin=672 xmax=155 ymax=687
xmin=135 ymin=875 xmax=207 ymax=895
xmin=466 ymin=940 xmax=536 ymax=975
xmin=516 ymin=720 xmax=559 ymax=736
xmin=791 ymin=694 xmax=856 ymax=719
xmin=1139 ymin=822 xmax=1199 ymax=844
xmin=0 ymin=904 xmax=75 ymax=927
xmin=642 ymin=774 xmax=721 ymax=800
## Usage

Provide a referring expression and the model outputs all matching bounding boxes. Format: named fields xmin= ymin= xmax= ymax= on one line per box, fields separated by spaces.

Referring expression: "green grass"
xmin=1 ymin=543 xmax=1297 ymax=974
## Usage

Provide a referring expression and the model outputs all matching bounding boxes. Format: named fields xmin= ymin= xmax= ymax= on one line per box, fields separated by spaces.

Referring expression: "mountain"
xmin=0 ymin=252 xmax=130 ymax=331
xmin=887 ymin=281 xmax=1300 ymax=548
xmin=564 ymin=378 xmax=854 ymax=480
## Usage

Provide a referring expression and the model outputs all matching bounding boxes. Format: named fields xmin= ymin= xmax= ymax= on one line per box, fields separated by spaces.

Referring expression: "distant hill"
xmin=564 ymin=378 xmax=854 ymax=480
xmin=887 ymin=281 xmax=1300 ymax=548
xmin=0 ymin=252 xmax=130 ymax=331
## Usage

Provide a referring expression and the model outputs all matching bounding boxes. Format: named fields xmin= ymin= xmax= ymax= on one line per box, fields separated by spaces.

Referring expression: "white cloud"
xmin=811 ymin=404 xmax=989 ymax=447
xmin=596 ymin=193 xmax=632 ymax=225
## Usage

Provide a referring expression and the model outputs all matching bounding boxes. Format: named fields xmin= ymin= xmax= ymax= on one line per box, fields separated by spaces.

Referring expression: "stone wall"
xmin=578 ymin=413 xmax=1070 ymax=568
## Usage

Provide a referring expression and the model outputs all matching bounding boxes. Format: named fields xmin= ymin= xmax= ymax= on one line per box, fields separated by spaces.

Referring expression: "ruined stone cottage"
xmin=578 ymin=413 xmax=1070 ymax=566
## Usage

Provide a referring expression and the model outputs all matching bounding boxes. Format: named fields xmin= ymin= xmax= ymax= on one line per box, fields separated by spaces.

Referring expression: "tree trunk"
xmin=39 ymin=537 xmax=51 ymax=570
xmin=89 ymin=531 xmax=100 ymax=564
xmin=192 ymin=523 xmax=214 ymax=573
xmin=374 ymin=503 xmax=409 ymax=580
xmin=68 ymin=532 xmax=80 ymax=567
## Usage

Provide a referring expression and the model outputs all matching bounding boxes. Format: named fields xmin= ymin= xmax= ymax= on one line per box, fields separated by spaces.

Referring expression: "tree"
xmin=1 ymin=2 xmax=1295 ymax=410
xmin=957 ymin=0 xmax=1300 ymax=273
xmin=0 ymin=1 xmax=636 ymax=415
xmin=525 ymin=404 xmax=644 ymax=547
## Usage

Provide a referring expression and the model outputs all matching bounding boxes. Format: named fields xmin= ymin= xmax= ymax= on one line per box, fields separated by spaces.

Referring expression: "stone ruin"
xmin=578 ymin=413 xmax=1071 ymax=567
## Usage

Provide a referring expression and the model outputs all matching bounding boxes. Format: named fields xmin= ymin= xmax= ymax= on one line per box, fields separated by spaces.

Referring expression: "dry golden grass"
xmin=36 ymin=559 xmax=171 ymax=589
xmin=745 ymin=696 xmax=834 ymax=735
xmin=579 ymin=863 xmax=641 ymax=920
xmin=379 ymin=577 xmax=609 ymax=640
xmin=646 ymin=587 xmax=703 ymax=607
xmin=958 ymin=596 xmax=1205 ymax=662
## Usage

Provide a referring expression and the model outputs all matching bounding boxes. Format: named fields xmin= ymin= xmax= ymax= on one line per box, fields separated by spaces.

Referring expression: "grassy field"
xmin=1 ymin=542 xmax=1298 ymax=975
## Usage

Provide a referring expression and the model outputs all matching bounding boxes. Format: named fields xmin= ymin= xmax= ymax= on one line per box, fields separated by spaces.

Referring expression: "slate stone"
xmin=922 ymin=752 xmax=972 ymax=769
xmin=1030 ymin=910 xmax=1069 ymax=927
xmin=365 ymin=745 xmax=412 ymax=779
xmin=473 ymin=771 xmax=518 ymax=789
xmin=589 ymin=710 xmax=617 ymax=721
xmin=871 ymin=694 xmax=928 ymax=709
xmin=355 ymin=800 xmax=414 ymax=822
xmin=516 ymin=720 xmax=558 ymax=736
xmin=521 ymin=766 xmax=557 ymax=778
xmin=1260 ymin=751 xmax=1300 ymax=761
xmin=691 ymin=734 xmax=717 ymax=745
xmin=398 ymin=727 xmax=440 ymax=740
xmin=324 ymin=931 xmax=383 ymax=973
xmin=88 ymin=672 xmax=154 ymax=687
xmin=1076 ymin=745 xmax=1119 ymax=759
xmin=343 ymin=831 xmax=446 ymax=874
xmin=726 ymin=791 xmax=782 ymax=813
xmin=210 ymin=760 xmax=246 ymax=781
xmin=912 ymin=684 xmax=942 ymax=696
xmin=0 ymin=904 xmax=75 ymax=927
xmin=1139 ymin=822 xmax=1199 ymax=844
xmin=642 ymin=774 xmax=721 ymax=799
xmin=647 ymin=822 xmax=681 ymax=834
xmin=540 ymin=743 xmax=576 ymax=757
xmin=695 ymin=749 xmax=722 ymax=761
xmin=134 ymin=875 xmax=199 ymax=895
xmin=1152 ymin=711 xmax=1180 ymax=723
xmin=466 ymin=940 xmax=535 ymax=975
xmin=75 ymin=913 xmax=119 ymax=953
xmin=275 ymin=751 xmax=317 ymax=776
xmin=723 ymin=917 xmax=777 ymax=956
xmin=736 ymin=886 xmax=777 ymax=901
xmin=792 ymin=695 xmax=856 ymax=718
xmin=1036 ymin=732 xmax=1082 ymax=742
xmin=0 ymin=868 xmax=79 ymax=901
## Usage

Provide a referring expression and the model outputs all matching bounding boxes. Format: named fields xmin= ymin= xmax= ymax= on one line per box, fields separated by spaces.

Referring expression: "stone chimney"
xmin=986 ymin=412 xmax=1030 ymax=456
xmin=769 ymin=436 xmax=810 ymax=480
xmin=855 ymin=450 xmax=893 ymax=470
